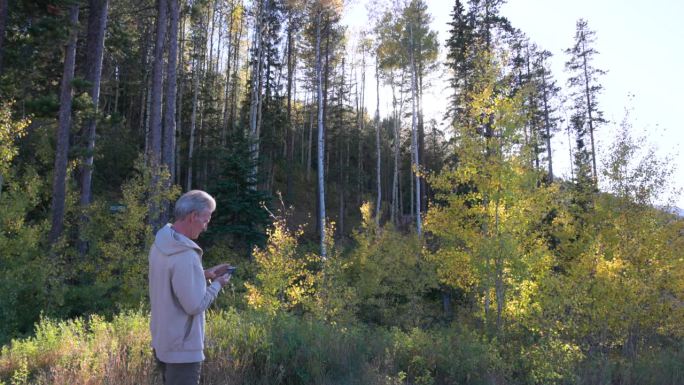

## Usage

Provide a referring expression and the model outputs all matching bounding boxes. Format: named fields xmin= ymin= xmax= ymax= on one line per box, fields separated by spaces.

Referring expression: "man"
xmin=149 ymin=190 xmax=232 ymax=385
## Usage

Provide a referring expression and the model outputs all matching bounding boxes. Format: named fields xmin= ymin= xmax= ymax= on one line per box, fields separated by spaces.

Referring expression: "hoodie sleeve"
xmin=170 ymin=252 xmax=222 ymax=315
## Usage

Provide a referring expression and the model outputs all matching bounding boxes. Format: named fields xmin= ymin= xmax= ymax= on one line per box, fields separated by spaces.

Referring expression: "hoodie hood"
xmin=153 ymin=224 xmax=203 ymax=257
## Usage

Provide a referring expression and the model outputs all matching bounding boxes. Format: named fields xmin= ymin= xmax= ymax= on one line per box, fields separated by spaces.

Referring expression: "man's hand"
xmin=204 ymin=263 xmax=230 ymax=280
xmin=215 ymin=272 xmax=232 ymax=287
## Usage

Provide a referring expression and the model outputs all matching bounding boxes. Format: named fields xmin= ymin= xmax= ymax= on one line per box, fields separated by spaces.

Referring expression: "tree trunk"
xmin=163 ymin=0 xmax=179 ymax=184
xmin=139 ymin=25 xmax=151 ymax=146
xmin=398 ymin=157 xmax=403 ymax=217
xmin=306 ymin=91 xmax=314 ymax=181
xmin=148 ymin=0 xmax=168 ymax=229
xmin=580 ymin=32 xmax=597 ymax=184
xmin=494 ymin=181 xmax=505 ymax=331
xmin=541 ymin=65 xmax=554 ymax=183
xmin=525 ymin=45 xmax=541 ymax=173
xmin=78 ymin=0 xmax=109 ymax=254
xmin=149 ymin=0 xmax=167 ymax=163
xmin=248 ymin=0 xmax=264 ymax=190
xmin=374 ymin=55 xmax=381 ymax=224
xmin=315 ymin=9 xmax=326 ymax=258
xmin=410 ymin=155 xmax=414 ymax=220
xmin=112 ymin=62 xmax=119 ymax=114
xmin=207 ymin=0 xmax=216 ymax=81
xmin=0 ymin=0 xmax=8 ymax=75
xmin=187 ymin=54 xmax=201 ymax=190
xmin=301 ymin=92 xmax=308 ymax=165
xmin=321 ymin=17 xmax=330 ymax=177
xmin=49 ymin=5 xmax=79 ymax=245
xmin=158 ymin=0 xmax=178 ymax=225
xmin=409 ymin=25 xmax=421 ymax=236
xmin=255 ymin=38 xmax=265 ymax=190
xmin=357 ymin=47 xmax=366 ymax=206
xmin=228 ymin=0 xmax=244 ymax=136
xmin=337 ymin=61 xmax=346 ymax=237
xmin=143 ymin=76 xmax=152 ymax=157
xmin=214 ymin=1 xmax=222 ymax=75
xmin=354 ymin=70 xmax=360 ymax=201
xmin=567 ymin=113 xmax=574 ymax=181
xmin=176 ymin=11 xmax=186 ymax=186
xmin=221 ymin=0 xmax=235 ymax=145
xmin=285 ymin=13 xmax=295 ymax=200
xmin=390 ymin=71 xmax=399 ymax=225
xmin=418 ymin=66 xmax=426 ymax=213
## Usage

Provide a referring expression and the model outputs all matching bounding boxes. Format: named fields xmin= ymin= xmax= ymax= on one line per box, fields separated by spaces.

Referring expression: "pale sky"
xmin=343 ymin=0 xmax=684 ymax=207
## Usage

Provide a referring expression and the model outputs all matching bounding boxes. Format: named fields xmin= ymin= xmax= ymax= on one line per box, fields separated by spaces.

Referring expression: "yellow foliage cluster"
xmin=246 ymin=219 xmax=319 ymax=314
xmin=0 ymin=101 xmax=28 ymax=173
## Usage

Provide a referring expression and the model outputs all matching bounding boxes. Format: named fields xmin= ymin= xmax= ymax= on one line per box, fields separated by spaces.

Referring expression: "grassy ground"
xmin=2 ymin=308 xmax=683 ymax=385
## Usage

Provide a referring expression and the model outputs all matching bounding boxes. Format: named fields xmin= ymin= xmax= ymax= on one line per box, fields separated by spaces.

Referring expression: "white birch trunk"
xmin=409 ymin=25 xmax=421 ymax=235
xmin=186 ymin=54 xmax=201 ymax=191
xmin=374 ymin=55 xmax=381 ymax=224
xmin=248 ymin=0 xmax=264 ymax=190
xmin=315 ymin=9 xmax=327 ymax=258
xmin=390 ymin=71 xmax=399 ymax=225
xmin=221 ymin=0 xmax=235 ymax=145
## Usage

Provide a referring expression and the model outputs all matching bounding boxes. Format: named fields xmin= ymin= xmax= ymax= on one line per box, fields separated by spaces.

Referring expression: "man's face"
xmin=190 ymin=209 xmax=212 ymax=239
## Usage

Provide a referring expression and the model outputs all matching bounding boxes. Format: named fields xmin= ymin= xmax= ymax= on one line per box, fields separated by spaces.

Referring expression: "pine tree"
xmin=446 ymin=0 xmax=474 ymax=126
xmin=49 ymin=4 xmax=80 ymax=244
xmin=570 ymin=111 xmax=594 ymax=213
xmin=565 ymin=18 xmax=606 ymax=184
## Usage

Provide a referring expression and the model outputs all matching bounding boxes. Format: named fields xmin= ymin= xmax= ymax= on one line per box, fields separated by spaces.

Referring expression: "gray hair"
xmin=174 ymin=190 xmax=216 ymax=220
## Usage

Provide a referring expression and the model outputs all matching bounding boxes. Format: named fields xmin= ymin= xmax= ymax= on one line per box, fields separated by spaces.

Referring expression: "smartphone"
xmin=226 ymin=266 xmax=236 ymax=275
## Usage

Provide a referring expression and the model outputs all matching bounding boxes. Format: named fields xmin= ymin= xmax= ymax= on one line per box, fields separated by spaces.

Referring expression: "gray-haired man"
xmin=149 ymin=190 xmax=232 ymax=385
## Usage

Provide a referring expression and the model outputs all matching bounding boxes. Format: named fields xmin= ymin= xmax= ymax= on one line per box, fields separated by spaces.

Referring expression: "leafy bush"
xmin=0 ymin=309 xmax=154 ymax=385
xmin=0 ymin=308 xmax=508 ymax=385
xmin=346 ymin=203 xmax=439 ymax=328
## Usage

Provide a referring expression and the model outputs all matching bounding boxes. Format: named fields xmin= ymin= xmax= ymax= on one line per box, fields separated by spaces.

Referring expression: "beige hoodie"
xmin=149 ymin=224 xmax=221 ymax=363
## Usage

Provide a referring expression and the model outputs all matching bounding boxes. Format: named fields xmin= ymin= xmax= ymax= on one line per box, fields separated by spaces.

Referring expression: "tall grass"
xmin=0 ymin=309 xmax=155 ymax=385
xmin=2 ymin=308 xmax=683 ymax=385
xmin=0 ymin=309 xmax=502 ymax=385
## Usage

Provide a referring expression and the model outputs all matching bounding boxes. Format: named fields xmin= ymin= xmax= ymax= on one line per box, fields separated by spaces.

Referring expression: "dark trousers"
xmin=154 ymin=351 xmax=202 ymax=385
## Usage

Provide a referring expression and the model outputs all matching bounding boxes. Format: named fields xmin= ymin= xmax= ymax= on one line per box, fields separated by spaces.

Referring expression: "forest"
xmin=0 ymin=0 xmax=683 ymax=384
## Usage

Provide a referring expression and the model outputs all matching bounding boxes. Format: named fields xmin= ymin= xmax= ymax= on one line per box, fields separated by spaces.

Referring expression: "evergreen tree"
xmin=565 ymin=18 xmax=606 ymax=184
xmin=570 ymin=111 xmax=595 ymax=212
xmin=446 ymin=0 xmax=474 ymax=126
xmin=49 ymin=4 xmax=80 ymax=244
